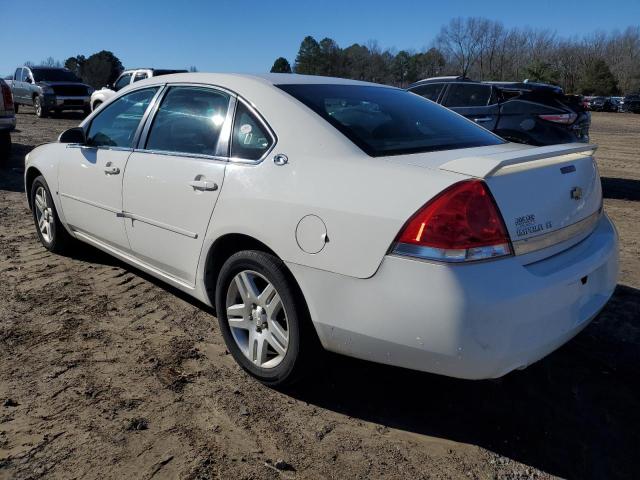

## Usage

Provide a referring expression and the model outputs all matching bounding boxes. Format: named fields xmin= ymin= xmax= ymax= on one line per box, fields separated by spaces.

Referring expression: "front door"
xmin=122 ymin=85 xmax=233 ymax=285
xmin=58 ymin=86 xmax=160 ymax=250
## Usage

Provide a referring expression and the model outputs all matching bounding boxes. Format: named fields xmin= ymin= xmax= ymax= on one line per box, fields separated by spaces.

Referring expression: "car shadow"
xmin=287 ymin=284 xmax=640 ymax=480
xmin=601 ymin=177 xmax=640 ymax=201
xmin=0 ymin=143 xmax=31 ymax=193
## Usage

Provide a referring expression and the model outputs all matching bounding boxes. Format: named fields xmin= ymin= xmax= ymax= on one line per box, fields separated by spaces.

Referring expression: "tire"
xmin=30 ymin=176 xmax=74 ymax=254
xmin=0 ymin=132 xmax=10 ymax=160
xmin=14 ymin=103 xmax=18 ymax=114
xmin=215 ymin=250 xmax=318 ymax=387
xmin=92 ymin=101 xmax=102 ymax=112
xmin=34 ymin=96 xmax=48 ymax=118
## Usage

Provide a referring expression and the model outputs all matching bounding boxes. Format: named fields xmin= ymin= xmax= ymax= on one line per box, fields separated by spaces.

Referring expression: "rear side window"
xmin=145 ymin=86 xmax=230 ymax=156
xmin=443 ymin=84 xmax=492 ymax=107
xmin=133 ymin=72 xmax=148 ymax=82
xmin=277 ymin=84 xmax=503 ymax=157
xmin=409 ymin=83 xmax=444 ymax=102
xmin=87 ymin=87 xmax=159 ymax=148
xmin=14 ymin=69 xmax=22 ymax=81
xmin=230 ymin=102 xmax=273 ymax=161
xmin=113 ymin=73 xmax=132 ymax=91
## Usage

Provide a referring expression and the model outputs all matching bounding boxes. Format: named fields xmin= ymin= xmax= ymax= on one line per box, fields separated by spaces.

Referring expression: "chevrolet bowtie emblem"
xmin=570 ymin=187 xmax=583 ymax=200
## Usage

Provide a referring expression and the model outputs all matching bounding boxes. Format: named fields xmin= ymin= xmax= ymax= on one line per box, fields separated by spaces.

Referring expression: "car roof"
xmin=133 ymin=72 xmax=390 ymax=89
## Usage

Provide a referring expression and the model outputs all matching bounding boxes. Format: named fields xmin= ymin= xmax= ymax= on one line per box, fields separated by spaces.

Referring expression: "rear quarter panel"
xmin=204 ymin=138 xmax=465 ymax=279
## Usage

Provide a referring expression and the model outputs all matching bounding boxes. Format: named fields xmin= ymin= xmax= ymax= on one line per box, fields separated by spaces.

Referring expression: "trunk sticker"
xmin=514 ymin=214 xmax=553 ymax=237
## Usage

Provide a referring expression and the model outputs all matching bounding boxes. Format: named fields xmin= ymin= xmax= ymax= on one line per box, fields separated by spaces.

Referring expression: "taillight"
xmin=538 ymin=113 xmax=577 ymax=124
xmin=392 ymin=180 xmax=512 ymax=263
xmin=1 ymin=83 xmax=14 ymax=111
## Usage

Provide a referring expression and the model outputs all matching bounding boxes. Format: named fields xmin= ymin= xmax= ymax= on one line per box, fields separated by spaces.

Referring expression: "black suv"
xmin=588 ymin=96 xmax=617 ymax=112
xmin=620 ymin=94 xmax=640 ymax=113
xmin=407 ymin=77 xmax=590 ymax=145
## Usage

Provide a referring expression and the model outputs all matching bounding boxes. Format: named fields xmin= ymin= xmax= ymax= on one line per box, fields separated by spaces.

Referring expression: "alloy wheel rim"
xmin=225 ymin=270 xmax=289 ymax=369
xmin=34 ymin=186 xmax=54 ymax=243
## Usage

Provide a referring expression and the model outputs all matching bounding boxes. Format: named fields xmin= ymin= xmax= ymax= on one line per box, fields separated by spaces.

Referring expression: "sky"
xmin=1 ymin=0 xmax=639 ymax=77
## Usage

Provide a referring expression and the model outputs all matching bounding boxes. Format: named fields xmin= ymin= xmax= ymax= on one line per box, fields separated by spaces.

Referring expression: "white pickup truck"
xmin=90 ymin=68 xmax=186 ymax=110
xmin=0 ymin=78 xmax=16 ymax=158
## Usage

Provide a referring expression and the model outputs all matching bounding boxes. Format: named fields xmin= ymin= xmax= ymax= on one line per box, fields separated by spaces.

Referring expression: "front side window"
xmin=230 ymin=102 xmax=273 ymax=160
xmin=86 ymin=87 xmax=159 ymax=148
xmin=409 ymin=83 xmax=444 ymax=102
xmin=145 ymin=86 xmax=230 ymax=156
xmin=113 ymin=73 xmax=132 ymax=91
xmin=443 ymin=84 xmax=492 ymax=107
xmin=277 ymin=84 xmax=503 ymax=157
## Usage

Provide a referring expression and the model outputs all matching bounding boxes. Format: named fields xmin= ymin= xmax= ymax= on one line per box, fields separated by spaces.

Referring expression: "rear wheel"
xmin=215 ymin=250 xmax=318 ymax=387
xmin=30 ymin=176 xmax=74 ymax=253
xmin=34 ymin=96 xmax=48 ymax=118
xmin=14 ymin=103 xmax=19 ymax=114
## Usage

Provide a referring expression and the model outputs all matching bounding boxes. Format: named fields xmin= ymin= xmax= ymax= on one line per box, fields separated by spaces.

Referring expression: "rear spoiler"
xmin=439 ymin=143 xmax=598 ymax=178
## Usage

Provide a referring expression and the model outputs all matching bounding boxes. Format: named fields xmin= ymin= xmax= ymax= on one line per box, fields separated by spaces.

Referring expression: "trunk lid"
xmin=439 ymin=143 xmax=602 ymax=256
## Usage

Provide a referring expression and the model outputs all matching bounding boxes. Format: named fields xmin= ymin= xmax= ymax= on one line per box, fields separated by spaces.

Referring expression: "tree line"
xmin=271 ymin=18 xmax=640 ymax=95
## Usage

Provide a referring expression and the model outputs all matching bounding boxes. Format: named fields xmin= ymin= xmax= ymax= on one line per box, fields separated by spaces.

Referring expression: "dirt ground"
xmin=1 ymin=110 xmax=639 ymax=480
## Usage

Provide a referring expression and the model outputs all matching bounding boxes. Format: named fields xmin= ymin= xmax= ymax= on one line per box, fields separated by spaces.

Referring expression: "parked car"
xmin=619 ymin=94 xmax=640 ymax=113
xmin=9 ymin=66 xmax=93 ymax=118
xmin=24 ymin=73 xmax=618 ymax=386
xmin=90 ymin=68 xmax=187 ymax=110
xmin=407 ymin=77 xmax=590 ymax=145
xmin=0 ymin=78 xmax=16 ymax=157
xmin=587 ymin=96 xmax=617 ymax=112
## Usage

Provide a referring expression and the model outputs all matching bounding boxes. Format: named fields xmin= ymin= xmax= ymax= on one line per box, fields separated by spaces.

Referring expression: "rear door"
xmin=122 ymin=85 xmax=234 ymax=285
xmin=442 ymin=83 xmax=499 ymax=131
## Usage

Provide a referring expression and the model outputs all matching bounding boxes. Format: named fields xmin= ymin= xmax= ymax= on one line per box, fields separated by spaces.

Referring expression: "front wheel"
xmin=34 ymin=96 xmax=48 ymax=118
xmin=215 ymin=250 xmax=318 ymax=386
xmin=30 ymin=176 xmax=74 ymax=253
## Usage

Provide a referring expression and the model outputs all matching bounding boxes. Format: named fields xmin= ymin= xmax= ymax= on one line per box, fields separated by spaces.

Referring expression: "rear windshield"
xmin=32 ymin=68 xmax=81 ymax=83
xmin=277 ymin=84 xmax=504 ymax=157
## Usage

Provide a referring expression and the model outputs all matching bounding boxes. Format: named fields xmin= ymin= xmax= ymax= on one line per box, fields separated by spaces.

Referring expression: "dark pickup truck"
xmin=407 ymin=77 xmax=590 ymax=146
xmin=10 ymin=66 xmax=93 ymax=118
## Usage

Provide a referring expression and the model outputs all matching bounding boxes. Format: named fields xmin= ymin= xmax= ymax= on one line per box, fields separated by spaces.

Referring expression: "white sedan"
xmin=24 ymin=73 xmax=619 ymax=386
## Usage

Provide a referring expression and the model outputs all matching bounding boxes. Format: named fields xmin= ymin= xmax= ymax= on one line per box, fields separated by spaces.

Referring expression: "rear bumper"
xmin=0 ymin=115 xmax=16 ymax=132
xmin=289 ymin=214 xmax=618 ymax=379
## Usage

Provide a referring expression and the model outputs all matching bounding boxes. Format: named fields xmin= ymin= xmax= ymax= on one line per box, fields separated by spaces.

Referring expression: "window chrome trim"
xmin=512 ymin=208 xmax=602 ymax=256
xmin=131 ymin=148 xmax=228 ymax=163
xmin=66 ymin=144 xmax=133 ymax=153
xmin=228 ymin=96 xmax=278 ymax=165
xmin=131 ymin=85 xmax=166 ymax=148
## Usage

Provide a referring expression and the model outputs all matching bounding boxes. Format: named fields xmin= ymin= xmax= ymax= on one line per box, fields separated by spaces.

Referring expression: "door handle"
xmin=188 ymin=180 xmax=218 ymax=191
xmin=473 ymin=117 xmax=492 ymax=123
xmin=104 ymin=164 xmax=120 ymax=175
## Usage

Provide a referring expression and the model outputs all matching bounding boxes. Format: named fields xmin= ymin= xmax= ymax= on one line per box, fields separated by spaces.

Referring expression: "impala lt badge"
xmin=570 ymin=187 xmax=583 ymax=200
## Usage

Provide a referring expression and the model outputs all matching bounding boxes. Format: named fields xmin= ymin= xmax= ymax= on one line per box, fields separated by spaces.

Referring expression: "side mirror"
xmin=59 ymin=127 xmax=86 ymax=144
